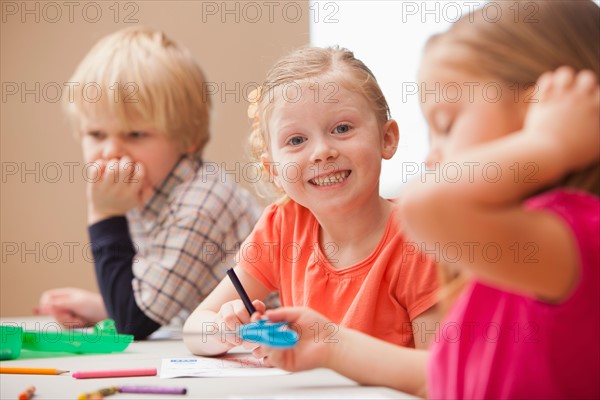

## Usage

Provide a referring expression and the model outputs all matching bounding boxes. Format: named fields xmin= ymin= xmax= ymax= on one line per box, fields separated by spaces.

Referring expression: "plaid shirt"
xmin=126 ymin=155 xmax=262 ymax=326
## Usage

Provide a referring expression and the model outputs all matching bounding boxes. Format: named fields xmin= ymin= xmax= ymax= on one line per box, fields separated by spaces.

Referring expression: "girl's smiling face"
xmin=265 ymin=81 xmax=398 ymax=215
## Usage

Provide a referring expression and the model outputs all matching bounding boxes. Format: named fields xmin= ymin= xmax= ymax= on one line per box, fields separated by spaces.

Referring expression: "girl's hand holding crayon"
xmin=218 ymin=299 xmax=266 ymax=348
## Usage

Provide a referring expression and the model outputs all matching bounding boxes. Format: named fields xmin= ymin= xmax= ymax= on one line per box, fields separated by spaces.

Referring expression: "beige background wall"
xmin=1 ymin=0 xmax=309 ymax=316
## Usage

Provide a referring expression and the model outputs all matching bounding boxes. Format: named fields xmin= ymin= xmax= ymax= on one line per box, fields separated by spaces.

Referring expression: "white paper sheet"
xmin=160 ymin=357 xmax=290 ymax=378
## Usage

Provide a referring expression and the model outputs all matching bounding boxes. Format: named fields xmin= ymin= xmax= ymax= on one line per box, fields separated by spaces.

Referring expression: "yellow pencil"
xmin=0 ymin=367 xmax=68 ymax=375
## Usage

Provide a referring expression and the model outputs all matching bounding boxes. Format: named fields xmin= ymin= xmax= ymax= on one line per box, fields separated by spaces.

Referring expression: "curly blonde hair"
xmin=248 ymin=46 xmax=391 ymax=201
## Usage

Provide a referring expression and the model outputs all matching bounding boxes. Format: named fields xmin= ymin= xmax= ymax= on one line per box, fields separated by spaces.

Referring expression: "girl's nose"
xmin=311 ymin=138 xmax=339 ymax=163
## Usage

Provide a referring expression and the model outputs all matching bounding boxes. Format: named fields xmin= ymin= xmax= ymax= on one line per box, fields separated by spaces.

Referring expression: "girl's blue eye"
xmin=288 ymin=136 xmax=306 ymax=146
xmin=333 ymin=124 xmax=351 ymax=134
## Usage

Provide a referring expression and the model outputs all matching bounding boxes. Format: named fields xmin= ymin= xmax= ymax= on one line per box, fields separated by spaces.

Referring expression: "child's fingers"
xmin=553 ymin=66 xmax=576 ymax=90
xmin=96 ymin=159 xmax=107 ymax=177
xmin=535 ymin=72 xmax=553 ymax=101
xmin=220 ymin=303 xmax=239 ymax=330
xmin=250 ymin=311 xmax=264 ymax=322
xmin=252 ymin=300 xmax=266 ymax=314
xmin=221 ymin=301 xmax=249 ymax=335
xmin=252 ymin=345 xmax=268 ymax=359
xmin=241 ymin=341 xmax=260 ymax=351
xmin=120 ymin=156 xmax=141 ymax=184
xmin=54 ymin=310 xmax=88 ymax=328
xmin=575 ymin=70 xmax=599 ymax=94
xmin=103 ymin=158 xmax=120 ymax=183
xmin=260 ymin=355 xmax=274 ymax=368
xmin=33 ymin=305 xmax=51 ymax=315
xmin=39 ymin=287 xmax=72 ymax=302
xmin=264 ymin=307 xmax=306 ymax=323
xmin=253 ymin=347 xmax=283 ymax=369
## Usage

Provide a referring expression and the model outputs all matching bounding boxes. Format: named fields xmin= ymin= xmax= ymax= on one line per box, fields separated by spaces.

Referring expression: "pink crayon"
xmin=71 ymin=368 xmax=157 ymax=379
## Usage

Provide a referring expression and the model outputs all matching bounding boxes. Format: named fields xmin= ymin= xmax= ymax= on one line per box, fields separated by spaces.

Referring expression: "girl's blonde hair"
xmin=65 ymin=27 xmax=211 ymax=154
xmin=428 ymin=0 xmax=600 ymax=311
xmin=248 ymin=46 xmax=391 ymax=201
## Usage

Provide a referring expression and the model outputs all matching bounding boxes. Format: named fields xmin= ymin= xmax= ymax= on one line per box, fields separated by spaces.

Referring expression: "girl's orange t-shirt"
xmin=238 ymin=200 xmax=439 ymax=347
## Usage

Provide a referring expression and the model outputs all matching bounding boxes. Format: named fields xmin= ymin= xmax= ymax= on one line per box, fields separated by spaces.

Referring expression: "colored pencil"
xmin=77 ymin=386 xmax=119 ymax=400
xmin=18 ymin=385 xmax=36 ymax=400
xmin=71 ymin=367 xmax=157 ymax=379
xmin=227 ymin=268 xmax=256 ymax=315
xmin=119 ymin=385 xmax=187 ymax=394
xmin=0 ymin=367 xmax=68 ymax=375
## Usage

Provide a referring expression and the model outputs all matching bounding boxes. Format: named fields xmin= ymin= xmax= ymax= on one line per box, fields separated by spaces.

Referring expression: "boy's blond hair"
xmin=65 ymin=27 xmax=211 ymax=154
xmin=248 ymin=46 xmax=391 ymax=201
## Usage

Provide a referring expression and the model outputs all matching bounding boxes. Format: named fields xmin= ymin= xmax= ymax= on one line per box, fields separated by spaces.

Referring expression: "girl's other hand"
xmin=252 ymin=307 xmax=339 ymax=372
xmin=525 ymin=67 xmax=600 ymax=172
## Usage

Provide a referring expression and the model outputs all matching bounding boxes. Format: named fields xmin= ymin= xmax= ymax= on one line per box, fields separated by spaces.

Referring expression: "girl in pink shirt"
xmin=253 ymin=1 xmax=600 ymax=398
xmin=183 ymin=47 xmax=440 ymax=356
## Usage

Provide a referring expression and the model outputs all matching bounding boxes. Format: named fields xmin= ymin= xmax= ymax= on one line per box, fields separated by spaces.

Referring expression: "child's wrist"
xmin=322 ymin=325 xmax=348 ymax=371
xmin=87 ymin=209 xmax=124 ymax=225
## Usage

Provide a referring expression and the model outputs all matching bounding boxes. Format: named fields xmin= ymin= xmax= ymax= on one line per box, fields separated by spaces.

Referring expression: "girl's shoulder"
xmin=525 ymin=188 xmax=600 ymax=212
xmin=525 ymin=189 xmax=599 ymax=232
xmin=257 ymin=199 xmax=316 ymax=232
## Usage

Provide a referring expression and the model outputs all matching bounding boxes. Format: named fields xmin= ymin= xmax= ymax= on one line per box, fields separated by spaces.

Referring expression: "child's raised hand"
xmin=36 ymin=287 xmax=108 ymax=328
xmin=252 ymin=307 xmax=339 ymax=372
xmin=87 ymin=156 xmax=146 ymax=224
xmin=524 ymin=67 xmax=600 ymax=172
xmin=217 ymin=299 xmax=266 ymax=347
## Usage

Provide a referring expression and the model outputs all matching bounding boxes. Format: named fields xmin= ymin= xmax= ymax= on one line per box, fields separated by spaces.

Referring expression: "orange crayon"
xmin=18 ymin=385 xmax=36 ymax=400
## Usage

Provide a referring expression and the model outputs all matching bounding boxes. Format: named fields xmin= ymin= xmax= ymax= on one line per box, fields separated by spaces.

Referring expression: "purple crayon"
xmin=119 ymin=385 xmax=187 ymax=395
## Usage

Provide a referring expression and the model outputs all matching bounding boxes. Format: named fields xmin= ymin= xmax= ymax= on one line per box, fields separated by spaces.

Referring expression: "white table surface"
xmin=1 ymin=318 xmax=416 ymax=399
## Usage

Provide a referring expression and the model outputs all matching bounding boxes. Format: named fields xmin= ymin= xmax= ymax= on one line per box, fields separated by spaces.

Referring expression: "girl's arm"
xmin=399 ymin=68 xmax=599 ymax=302
xmin=183 ymin=266 xmax=271 ymax=356
xmin=411 ymin=306 xmax=439 ymax=350
xmin=328 ymin=328 xmax=429 ymax=397
xmin=254 ymin=307 xmax=429 ymax=397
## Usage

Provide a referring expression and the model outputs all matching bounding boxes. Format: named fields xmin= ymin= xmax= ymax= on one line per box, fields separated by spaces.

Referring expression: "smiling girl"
xmin=183 ymin=47 xmax=440 ymax=356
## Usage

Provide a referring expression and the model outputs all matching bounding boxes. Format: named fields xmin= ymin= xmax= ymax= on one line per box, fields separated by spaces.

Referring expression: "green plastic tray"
xmin=0 ymin=320 xmax=133 ymax=360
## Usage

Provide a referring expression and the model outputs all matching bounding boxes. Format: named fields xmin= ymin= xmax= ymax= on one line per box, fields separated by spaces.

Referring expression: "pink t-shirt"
xmin=428 ymin=189 xmax=600 ymax=399
xmin=238 ymin=200 xmax=439 ymax=347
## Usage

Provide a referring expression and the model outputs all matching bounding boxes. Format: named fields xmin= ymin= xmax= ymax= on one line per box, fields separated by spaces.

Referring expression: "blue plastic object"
xmin=239 ymin=320 xmax=298 ymax=348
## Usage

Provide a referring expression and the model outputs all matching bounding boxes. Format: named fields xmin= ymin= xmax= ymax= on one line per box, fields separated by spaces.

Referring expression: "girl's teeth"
xmin=311 ymin=171 xmax=350 ymax=186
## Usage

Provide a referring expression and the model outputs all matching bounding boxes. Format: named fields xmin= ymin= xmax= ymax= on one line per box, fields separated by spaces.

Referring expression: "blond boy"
xmin=37 ymin=27 xmax=261 ymax=338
